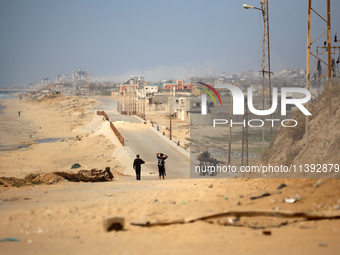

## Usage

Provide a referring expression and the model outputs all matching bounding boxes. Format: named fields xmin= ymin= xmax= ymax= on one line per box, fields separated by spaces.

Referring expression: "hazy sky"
xmin=0 ymin=0 xmax=339 ymax=87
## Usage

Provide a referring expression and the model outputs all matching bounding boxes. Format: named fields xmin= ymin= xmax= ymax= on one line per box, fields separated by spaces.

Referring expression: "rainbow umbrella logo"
xmin=197 ymin=82 xmax=223 ymax=106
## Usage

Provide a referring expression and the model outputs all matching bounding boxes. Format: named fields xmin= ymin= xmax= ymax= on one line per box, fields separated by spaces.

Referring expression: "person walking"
xmin=133 ymin=154 xmax=145 ymax=181
xmin=156 ymin=153 xmax=168 ymax=180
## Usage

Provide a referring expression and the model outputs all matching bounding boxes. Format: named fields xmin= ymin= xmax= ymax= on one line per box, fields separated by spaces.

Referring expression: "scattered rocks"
xmin=262 ymin=230 xmax=272 ymax=236
xmin=104 ymin=215 xmax=125 ymax=232
xmin=314 ymin=180 xmax=324 ymax=188
xmin=284 ymin=198 xmax=296 ymax=204
xmin=250 ymin=193 xmax=271 ymax=200
xmin=277 ymin=183 xmax=287 ymax=190
xmin=228 ymin=217 xmax=238 ymax=225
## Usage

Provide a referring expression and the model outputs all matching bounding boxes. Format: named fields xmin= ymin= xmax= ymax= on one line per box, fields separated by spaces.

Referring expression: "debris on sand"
xmin=104 ymin=215 xmax=125 ymax=232
xmin=0 ymin=167 xmax=114 ymax=187
xmin=277 ymin=183 xmax=287 ymax=190
xmin=250 ymin=192 xmax=271 ymax=200
xmin=262 ymin=230 xmax=272 ymax=236
xmin=0 ymin=237 xmax=20 ymax=242
xmin=71 ymin=163 xmax=82 ymax=169
xmin=131 ymin=210 xmax=340 ymax=228
xmin=54 ymin=167 xmax=114 ymax=182
xmin=0 ymin=173 xmax=64 ymax=187
xmin=314 ymin=180 xmax=324 ymax=188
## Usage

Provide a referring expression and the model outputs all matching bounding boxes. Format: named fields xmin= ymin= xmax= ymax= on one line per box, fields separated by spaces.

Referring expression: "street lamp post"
xmin=243 ymin=0 xmax=272 ymax=152
xmin=243 ymin=4 xmax=262 ymax=11
xmin=169 ymin=86 xmax=176 ymax=141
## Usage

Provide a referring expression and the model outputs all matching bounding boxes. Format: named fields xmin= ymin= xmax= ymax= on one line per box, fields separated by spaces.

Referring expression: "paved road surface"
xmin=115 ymin=123 xmax=190 ymax=178
xmin=92 ymin=97 xmax=140 ymax=123
xmin=93 ymin=97 xmax=190 ymax=178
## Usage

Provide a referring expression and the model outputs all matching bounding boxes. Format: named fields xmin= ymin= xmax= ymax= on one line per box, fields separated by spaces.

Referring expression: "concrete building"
xmin=56 ymin=74 xmax=69 ymax=83
xmin=163 ymin=80 xmax=192 ymax=90
xmin=72 ymin=69 xmax=89 ymax=82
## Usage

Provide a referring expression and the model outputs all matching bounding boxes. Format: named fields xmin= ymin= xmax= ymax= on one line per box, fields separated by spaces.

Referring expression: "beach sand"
xmin=1 ymin=96 xmax=340 ymax=255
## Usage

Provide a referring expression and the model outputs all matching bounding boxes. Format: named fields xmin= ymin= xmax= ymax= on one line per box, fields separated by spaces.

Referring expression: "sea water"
xmin=0 ymin=91 xmax=22 ymax=99
xmin=0 ymin=91 xmax=22 ymax=114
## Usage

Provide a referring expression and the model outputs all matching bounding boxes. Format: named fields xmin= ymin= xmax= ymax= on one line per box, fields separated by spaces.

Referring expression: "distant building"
xmin=191 ymin=83 xmax=215 ymax=96
xmin=109 ymin=87 xmax=119 ymax=96
xmin=119 ymin=75 xmax=145 ymax=96
xmin=56 ymin=74 xmax=69 ymax=83
xmin=162 ymin=80 xmax=192 ymax=90
xmin=72 ymin=69 xmax=89 ymax=82
xmin=122 ymin=75 xmax=144 ymax=88
xmin=137 ymin=83 xmax=162 ymax=97
xmin=40 ymin=77 xmax=51 ymax=87
xmin=172 ymin=96 xmax=191 ymax=122
xmin=76 ymin=84 xmax=90 ymax=96
xmin=119 ymin=84 xmax=139 ymax=96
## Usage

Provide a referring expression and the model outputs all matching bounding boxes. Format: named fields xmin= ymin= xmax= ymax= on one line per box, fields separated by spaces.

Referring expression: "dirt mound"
xmin=53 ymin=167 xmax=114 ymax=182
xmin=0 ymin=167 xmax=115 ymax=187
xmin=0 ymin=173 xmax=64 ymax=187
xmin=258 ymin=80 xmax=340 ymax=177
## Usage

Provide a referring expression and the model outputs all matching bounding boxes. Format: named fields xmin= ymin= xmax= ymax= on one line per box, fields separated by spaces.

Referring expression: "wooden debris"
xmin=131 ymin=210 xmax=340 ymax=227
xmin=54 ymin=167 xmax=114 ymax=182
xmin=104 ymin=215 xmax=125 ymax=232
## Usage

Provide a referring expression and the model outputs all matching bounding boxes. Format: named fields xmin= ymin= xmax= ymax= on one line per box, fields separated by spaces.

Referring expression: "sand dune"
xmin=1 ymin=96 xmax=340 ymax=255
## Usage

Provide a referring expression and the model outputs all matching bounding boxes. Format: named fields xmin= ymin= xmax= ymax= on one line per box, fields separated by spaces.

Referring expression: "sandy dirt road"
xmin=115 ymin=123 xmax=190 ymax=178
xmin=93 ymin=97 xmax=190 ymax=178
xmin=1 ymin=96 xmax=340 ymax=255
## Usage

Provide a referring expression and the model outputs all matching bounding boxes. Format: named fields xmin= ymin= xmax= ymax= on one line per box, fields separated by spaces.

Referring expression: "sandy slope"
xmin=1 ymin=96 xmax=340 ymax=255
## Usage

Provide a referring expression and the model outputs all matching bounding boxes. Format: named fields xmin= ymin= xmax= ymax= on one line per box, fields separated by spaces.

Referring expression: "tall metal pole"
xmin=257 ymin=0 xmax=272 ymax=151
xmin=266 ymin=0 xmax=272 ymax=139
xmin=262 ymin=0 xmax=265 ymax=152
xmin=169 ymin=87 xmax=172 ymax=140
xmin=241 ymin=96 xmax=249 ymax=166
xmin=306 ymin=0 xmax=311 ymax=145
xmin=143 ymin=91 xmax=146 ymax=119
xmin=327 ymin=0 xmax=332 ymax=115
xmin=244 ymin=1 xmax=272 ymax=151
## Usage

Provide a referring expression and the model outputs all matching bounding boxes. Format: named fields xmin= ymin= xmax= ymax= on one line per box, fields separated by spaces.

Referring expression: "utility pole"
xmin=242 ymin=96 xmax=249 ymax=166
xmin=169 ymin=86 xmax=172 ymax=140
xmin=306 ymin=0 xmax=311 ymax=146
xmin=306 ymin=0 xmax=333 ymax=145
xmin=244 ymin=0 xmax=272 ymax=152
xmin=261 ymin=0 xmax=272 ymax=150
xmin=327 ymin=0 xmax=332 ymax=116
xmin=143 ymin=90 xmax=146 ymax=119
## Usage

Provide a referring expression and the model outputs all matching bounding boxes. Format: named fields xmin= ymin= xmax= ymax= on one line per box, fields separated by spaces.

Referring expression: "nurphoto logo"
xmin=198 ymin=83 xmax=312 ymax=128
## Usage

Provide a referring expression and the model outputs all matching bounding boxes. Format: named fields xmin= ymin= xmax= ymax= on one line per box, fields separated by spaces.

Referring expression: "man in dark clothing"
xmin=133 ymin=154 xmax=145 ymax=180
xmin=156 ymin=153 xmax=168 ymax=180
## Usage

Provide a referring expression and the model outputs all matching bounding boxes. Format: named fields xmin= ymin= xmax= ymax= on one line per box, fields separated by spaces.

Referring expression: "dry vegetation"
xmin=260 ymin=80 xmax=340 ymax=170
